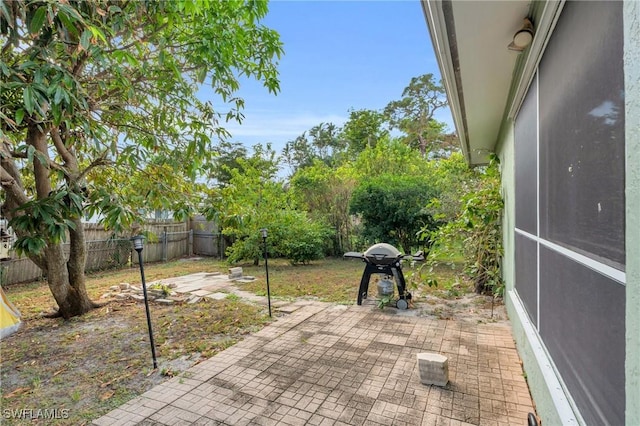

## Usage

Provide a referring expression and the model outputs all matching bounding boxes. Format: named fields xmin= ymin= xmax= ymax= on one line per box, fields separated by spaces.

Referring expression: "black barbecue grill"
xmin=344 ymin=243 xmax=424 ymax=309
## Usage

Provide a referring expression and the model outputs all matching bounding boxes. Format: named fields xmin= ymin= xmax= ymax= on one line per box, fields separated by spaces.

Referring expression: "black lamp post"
xmin=131 ymin=235 xmax=158 ymax=369
xmin=260 ymin=228 xmax=272 ymax=317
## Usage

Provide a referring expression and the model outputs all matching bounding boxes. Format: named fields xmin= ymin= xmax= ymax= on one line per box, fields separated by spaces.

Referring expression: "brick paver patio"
xmin=93 ymin=301 xmax=534 ymax=425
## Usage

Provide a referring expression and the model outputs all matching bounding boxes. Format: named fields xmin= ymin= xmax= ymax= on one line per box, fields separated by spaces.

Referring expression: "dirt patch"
xmin=413 ymin=292 xmax=507 ymax=322
xmin=363 ymin=273 xmax=506 ymax=323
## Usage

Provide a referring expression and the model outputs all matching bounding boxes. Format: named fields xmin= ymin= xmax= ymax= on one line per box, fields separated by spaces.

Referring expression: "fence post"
xmin=188 ymin=229 xmax=193 ymax=257
xmin=162 ymin=227 xmax=168 ymax=263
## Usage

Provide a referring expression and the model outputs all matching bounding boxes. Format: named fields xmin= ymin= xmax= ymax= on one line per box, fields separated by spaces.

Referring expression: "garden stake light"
xmin=260 ymin=228 xmax=272 ymax=317
xmin=131 ymin=235 xmax=158 ymax=369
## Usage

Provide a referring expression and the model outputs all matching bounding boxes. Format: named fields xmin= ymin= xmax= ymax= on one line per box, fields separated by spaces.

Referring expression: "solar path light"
xmin=131 ymin=235 xmax=158 ymax=369
xmin=260 ymin=228 xmax=272 ymax=317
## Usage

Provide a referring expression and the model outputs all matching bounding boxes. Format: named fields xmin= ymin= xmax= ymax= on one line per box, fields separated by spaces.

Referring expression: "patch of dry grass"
xmin=1 ymin=258 xmax=268 ymax=425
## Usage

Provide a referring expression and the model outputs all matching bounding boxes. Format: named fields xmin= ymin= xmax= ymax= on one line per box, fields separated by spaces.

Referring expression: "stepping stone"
xmin=417 ymin=352 xmax=449 ymax=386
xmin=205 ymin=293 xmax=228 ymax=300
xmin=202 ymin=284 xmax=225 ymax=292
xmin=191 ymin=290 xmax=213 ymax=297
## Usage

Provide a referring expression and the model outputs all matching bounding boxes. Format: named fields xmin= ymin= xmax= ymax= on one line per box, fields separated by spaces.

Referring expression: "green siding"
xmin=624 ymin=2 xmax=640 ymax=425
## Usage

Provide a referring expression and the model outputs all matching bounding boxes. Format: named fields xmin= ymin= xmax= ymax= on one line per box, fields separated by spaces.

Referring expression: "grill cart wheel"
xmin=396 ymin=299 xmax=409 ymax=310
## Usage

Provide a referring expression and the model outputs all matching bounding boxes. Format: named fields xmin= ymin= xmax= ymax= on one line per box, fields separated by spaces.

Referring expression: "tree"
xmin=352 ymin=136 xmax=433 ymax=179
xmin=282 ymin=122 xmax=346 ymax=173
xmin=212 ymin=150 xmax=288 ymax=264
xmin=350 ymin=174 xmax=439 ymax=254
xmin=426 ymin=151 xmax=479 ymax=223
xmin=210 ymin=141 xmax=249 ymax=187
xmin=290 ymin=160 xmax=356 ymax=254
xmin=341 ymin=108 xmax=388 ymax=156
xmin=384 ymin=74 xmax=450 ymax=157
xmin=210 ymin=145 xmax=329 ymax=265
xmin=0 ymin=1 xmax=283 ymax=318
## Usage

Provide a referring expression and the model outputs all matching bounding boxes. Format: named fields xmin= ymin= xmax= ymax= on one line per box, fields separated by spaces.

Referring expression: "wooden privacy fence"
xmin=190 ymin=215 xmax=227 ymax=259
xmin=0 ymin=220 xmax=219 ymax=286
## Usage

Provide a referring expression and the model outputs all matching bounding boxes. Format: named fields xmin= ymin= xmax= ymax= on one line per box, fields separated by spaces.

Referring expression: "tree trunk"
xmin=418 ymin=135 xmax=427 ymax=158
xmin=24 ymin=124 xmax=97 ymax=319
xmin=40 ymin=222 xmax=97 ymax=319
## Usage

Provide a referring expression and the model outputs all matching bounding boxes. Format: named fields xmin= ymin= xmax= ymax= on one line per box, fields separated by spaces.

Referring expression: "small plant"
xmin=225 ymin=293 xmax=240 ymax=302
xmin=31 ymin=376 xmax=42 ymax=390
xmin=149 ymin=283 xmax=171 ymax=297
xmin=377 ymin=295 xmax=394 ymax=309
xmin=160 ymin=368 xmax=175 ymax=377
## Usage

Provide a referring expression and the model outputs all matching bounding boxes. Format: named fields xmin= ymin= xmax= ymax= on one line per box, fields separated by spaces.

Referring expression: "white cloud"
xmin=223 ymin=110 xmax=348 ymax=145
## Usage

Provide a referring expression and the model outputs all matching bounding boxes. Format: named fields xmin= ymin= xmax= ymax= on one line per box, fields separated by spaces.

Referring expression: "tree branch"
xmin=50 ymin=127 xmax=78 ymax=170
xmin=9 ymin=150 xmax=69 ymax=176
xmin=77 ymin=152 xmax=111 ymax=183
xmin=1 ymin=165 xmax=29 ymax=210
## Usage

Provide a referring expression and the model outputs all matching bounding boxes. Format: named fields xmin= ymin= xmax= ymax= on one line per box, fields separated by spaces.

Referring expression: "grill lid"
xmin=364 ymin=243 xmax=401 ymax=261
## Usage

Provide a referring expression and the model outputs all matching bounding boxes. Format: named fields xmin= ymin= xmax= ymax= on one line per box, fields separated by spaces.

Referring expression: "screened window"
xmin=538 ymin=0 xmax=625 ymax=268
xmin=515 ymin=77 xmax=538 ymax=235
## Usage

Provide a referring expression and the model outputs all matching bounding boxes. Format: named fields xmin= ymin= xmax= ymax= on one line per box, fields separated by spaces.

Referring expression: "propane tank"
xmin=377 ymin=276 xmax=394 ymax=298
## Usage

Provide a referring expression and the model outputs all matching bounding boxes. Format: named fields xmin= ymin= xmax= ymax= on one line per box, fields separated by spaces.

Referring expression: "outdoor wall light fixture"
xmin=508 ymin=18 xmax=534 ymax=52
xmin=131 ymin=235 xmax=158 ymax=369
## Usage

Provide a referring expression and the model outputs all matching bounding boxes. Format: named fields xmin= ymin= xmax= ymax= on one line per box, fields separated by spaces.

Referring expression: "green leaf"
xmin=80 ymin=29 xmax=92 ymax=50
xmin=23 ymin=86 xmax=35 ymax=114
xmin=26 ymin=145 xmax=35 ymax=163
xmin=89 ymin=26 xmax=107 ymax=44
xmin=34 ymin=150 xmax=49 ymax=167
xmin=53 ymin=86 xmax=65 ymax=105
xmin=29 ymin=7 xmax=46 ymax=35
xmin=15 ymin=109 xmax=25 ymax=125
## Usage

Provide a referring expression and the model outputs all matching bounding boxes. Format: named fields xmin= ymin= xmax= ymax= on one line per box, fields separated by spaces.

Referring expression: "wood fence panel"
xmin=191 ymin=215 xmax=225 ymax=257
xmin=1 ymin=257 xmax=43 ymax=284
xmin=2 ymin=220 xmax=204 ymax=285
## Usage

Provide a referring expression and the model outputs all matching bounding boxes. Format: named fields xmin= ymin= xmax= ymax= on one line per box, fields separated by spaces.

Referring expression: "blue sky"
xmin=212 ymin=0 xmax=453 ymax=152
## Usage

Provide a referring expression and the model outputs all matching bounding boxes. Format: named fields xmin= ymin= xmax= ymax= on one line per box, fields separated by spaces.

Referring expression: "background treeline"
xmin=206 ymin=74 xmax=503 ymax=294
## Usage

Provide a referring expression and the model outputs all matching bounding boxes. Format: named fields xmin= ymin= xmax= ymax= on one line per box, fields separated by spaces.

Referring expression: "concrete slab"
xmin=201 ymin=284 xmax=227 ymax=292
xmin=205 ymin=292 xmax=229 ymax=300
xmin=93 ymin=301 xmax=536 ymax=425
xmin=190 ymin=289 xmax=213 ymax=297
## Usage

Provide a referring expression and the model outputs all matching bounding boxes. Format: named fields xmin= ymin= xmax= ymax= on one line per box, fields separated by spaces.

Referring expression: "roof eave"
xmin=421 ymin=0 xmax=472 ymax=164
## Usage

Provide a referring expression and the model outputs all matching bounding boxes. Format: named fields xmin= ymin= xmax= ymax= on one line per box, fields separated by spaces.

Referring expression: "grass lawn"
xmin=0 ymin=256 xmax=467 ymax=425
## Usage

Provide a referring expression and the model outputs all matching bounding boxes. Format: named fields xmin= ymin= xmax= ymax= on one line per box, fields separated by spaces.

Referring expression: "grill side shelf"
xmin=343 ymin=252 xmax=365 ymax=259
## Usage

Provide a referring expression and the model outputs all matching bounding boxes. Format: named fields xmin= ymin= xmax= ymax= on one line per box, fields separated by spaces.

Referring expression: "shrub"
xmin=423 ymin=154 xmax=504 ymax=296
xmin=279 ymin=217 xmax=332 ymax=265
